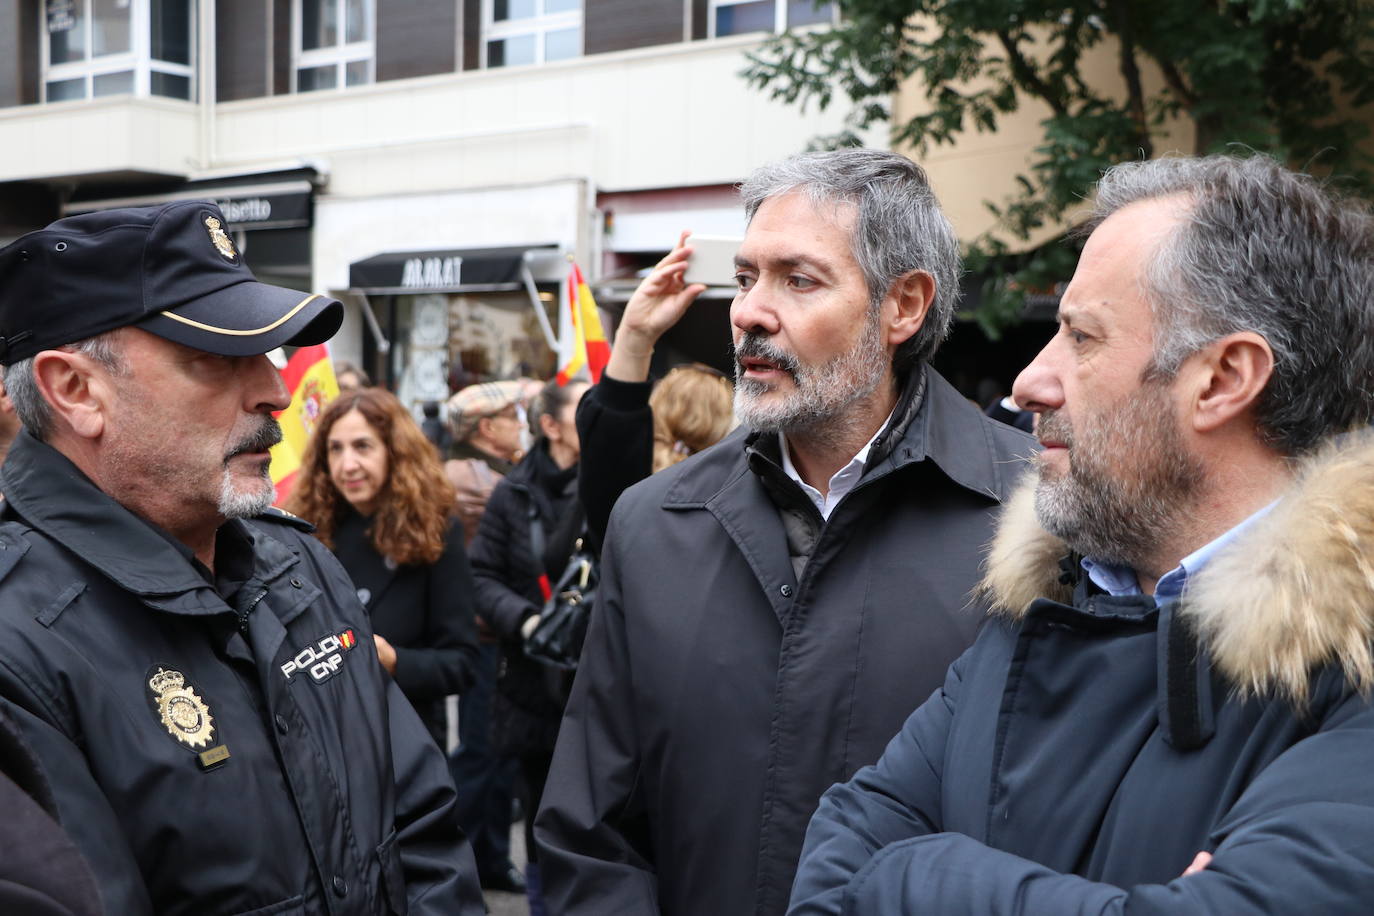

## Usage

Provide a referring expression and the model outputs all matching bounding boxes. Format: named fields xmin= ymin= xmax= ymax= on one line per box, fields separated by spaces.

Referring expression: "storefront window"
xmin=484 ymin=0 xmax=581 ymax=68
xmin=42 ymin=0 xmax=194 ymax=102
xmin=387 ymin=291 xmax=559 ymax=411
xmin=295 ymin=0 xmax=374 ymax=92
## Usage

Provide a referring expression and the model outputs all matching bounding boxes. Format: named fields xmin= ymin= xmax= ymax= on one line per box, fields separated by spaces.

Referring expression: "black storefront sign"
xmin=349 ymin=246 xmax=551 ymax=292
xmin=66 ymin=164 xmax=318 ymax=232
xmin=211 ymin=191 xmax=311 ymax=230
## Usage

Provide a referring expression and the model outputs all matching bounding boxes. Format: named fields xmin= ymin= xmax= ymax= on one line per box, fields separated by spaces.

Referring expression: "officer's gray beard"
xmin=1032 ymin=379 xmax=1204 ymax=572
xmin=733 ymin=306 xmax=887 ymax=441
xmin=219 ymin=417 xmax=283 ymax=519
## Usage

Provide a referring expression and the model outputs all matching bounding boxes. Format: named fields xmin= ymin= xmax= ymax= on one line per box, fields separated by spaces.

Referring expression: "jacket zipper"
xmin=238 ymin=587 xmax=268 ymax=634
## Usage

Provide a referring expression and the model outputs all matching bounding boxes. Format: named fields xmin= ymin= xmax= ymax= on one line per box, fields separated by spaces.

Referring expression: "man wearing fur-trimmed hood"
xmin=788 ymin=153 xmax=1374 ymax=915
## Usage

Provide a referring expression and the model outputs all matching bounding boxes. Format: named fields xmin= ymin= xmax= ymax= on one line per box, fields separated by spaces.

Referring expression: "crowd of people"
xmin=0 ymin=144 xmax=1372 ymax=916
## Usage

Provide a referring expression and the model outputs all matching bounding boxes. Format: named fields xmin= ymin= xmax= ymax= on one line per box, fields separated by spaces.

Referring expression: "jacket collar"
xmin=0 ymin=432 xmax=280 ymax=610
xmin=448 ymin=440 xmax=514 ymax=476
xmin=663 ymin=364 xmax=1021 ymax=509
xmin=979 ymin=431 xmax=1374 ymax=704
xmin=506 ymin=438 xmax=577 ymax=491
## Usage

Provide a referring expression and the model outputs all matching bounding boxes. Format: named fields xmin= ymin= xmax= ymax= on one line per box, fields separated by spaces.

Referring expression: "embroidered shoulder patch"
xmin=280 ymin=628 xmax=359 ymax=684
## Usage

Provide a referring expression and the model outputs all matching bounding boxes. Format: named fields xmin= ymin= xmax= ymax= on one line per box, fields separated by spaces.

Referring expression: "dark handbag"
xmin=524 ymin=533 xmax=597 ymax=671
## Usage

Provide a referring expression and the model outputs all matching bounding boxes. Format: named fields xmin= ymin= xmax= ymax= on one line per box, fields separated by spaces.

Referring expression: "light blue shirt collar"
xmin=1082 ymin=501 xmax=1278 ymax=601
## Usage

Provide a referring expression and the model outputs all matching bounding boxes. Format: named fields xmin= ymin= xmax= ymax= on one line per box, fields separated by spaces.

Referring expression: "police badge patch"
xmin=203 ymin=215 xmax=238 ymax=261
xmin=146 ymin=665 xmax=216 ymax=750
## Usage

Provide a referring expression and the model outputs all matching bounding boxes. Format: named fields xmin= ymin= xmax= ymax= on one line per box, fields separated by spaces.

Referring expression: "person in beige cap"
xmin=444 ymin=380 xmax=526 ymax=543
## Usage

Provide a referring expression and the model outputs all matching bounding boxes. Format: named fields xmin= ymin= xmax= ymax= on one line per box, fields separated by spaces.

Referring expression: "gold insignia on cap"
xmin=204 ymin=216 xmax=238 ymax=261
xmin=148 ymin=667 xmax=216 ymax=750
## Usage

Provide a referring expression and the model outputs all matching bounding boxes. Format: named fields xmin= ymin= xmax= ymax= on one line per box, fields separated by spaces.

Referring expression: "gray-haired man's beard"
xmin=732 ymin=308 xmax=888 ymax=435
xmin=1032 ymin=380 xmax=1203 ymax=572
xmin=218 ymin=416 xmax=283 ymax=519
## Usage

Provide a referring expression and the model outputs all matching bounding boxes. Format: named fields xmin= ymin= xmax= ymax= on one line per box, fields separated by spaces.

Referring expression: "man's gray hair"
xmin=738 ymin=148 xmax=961 ymax=372
xmin=1089 ymin=154 xmax=1374 ymax=455
xmin=3 ymin=332 xmax=125 ymax=441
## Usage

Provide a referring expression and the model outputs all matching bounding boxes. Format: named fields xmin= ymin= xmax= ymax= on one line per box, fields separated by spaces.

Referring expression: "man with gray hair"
xmin=0 ymin=201 xmax=484 ymax=915
xmin=789 ymin=154 xmax=1374 ymax=914
xmin=536 ymin=148 xmax=1034 ymax=915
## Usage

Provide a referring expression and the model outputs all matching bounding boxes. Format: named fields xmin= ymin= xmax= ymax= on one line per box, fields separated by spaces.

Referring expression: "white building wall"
xmin=0 ymin=31 xmax=872 ymax=369
xmin=0 ymin=34 xmax=864 ymax=195
xmin=214 ymin=36 xmax=863 ymax=198
xmin=312 ymin=180 xmax=585 ymax=291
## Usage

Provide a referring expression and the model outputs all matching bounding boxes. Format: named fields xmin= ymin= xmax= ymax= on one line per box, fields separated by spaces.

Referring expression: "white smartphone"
xmin=683 ymin=234 xmax=744 ymax=288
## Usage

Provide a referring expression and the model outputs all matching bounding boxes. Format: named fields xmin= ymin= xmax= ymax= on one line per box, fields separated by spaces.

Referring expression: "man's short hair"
xmin=738 ymin=148 xmax=961 ymax=373
xmin=1089 ymin=154 xmax=1374 ymax=455
xmin=3 ymin=333 xmax=124 ymax=441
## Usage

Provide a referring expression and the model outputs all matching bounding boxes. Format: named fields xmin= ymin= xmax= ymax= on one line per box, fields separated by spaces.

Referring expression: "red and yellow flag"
xmin=556 ymin=261 xmax=609 ymax=386
xmin=270 ymin=344 xmax=339 ymax=504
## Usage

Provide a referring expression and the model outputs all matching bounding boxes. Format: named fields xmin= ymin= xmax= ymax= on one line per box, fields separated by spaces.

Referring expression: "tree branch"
xmin=1110 ymin=0 xmax=1152 ymax=157
xmin=996 ymin=30 xmax=1067 ymax=117
xmin=1158 ymin=59 xmax=1199 ymax=109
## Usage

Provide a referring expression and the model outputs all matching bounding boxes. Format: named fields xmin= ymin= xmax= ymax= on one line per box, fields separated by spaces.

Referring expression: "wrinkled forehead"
xmin=739 ymin=191 xmax=862 ymax=275
xmin=1069 ymin=199 xmax=1187 ymax=317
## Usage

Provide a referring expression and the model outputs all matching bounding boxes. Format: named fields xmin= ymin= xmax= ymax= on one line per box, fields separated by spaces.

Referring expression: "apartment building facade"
xmin=0 ymin=0 xmax=857 ymax=404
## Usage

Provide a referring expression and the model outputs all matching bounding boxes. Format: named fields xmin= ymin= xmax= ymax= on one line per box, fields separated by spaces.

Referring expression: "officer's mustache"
xmin=225 ymin=417 xmax=283 ymax=464
xmin=733 ymin=333 xmax=799 ymax=378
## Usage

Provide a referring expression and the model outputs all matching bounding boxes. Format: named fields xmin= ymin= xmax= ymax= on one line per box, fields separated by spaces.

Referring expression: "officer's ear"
xmin=32 ymin=346 xmax=115 ymax=440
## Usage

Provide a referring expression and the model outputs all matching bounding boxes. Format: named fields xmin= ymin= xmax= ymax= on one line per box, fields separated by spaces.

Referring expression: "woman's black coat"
xmin=332 ymin=510 xmax=481 ymax=746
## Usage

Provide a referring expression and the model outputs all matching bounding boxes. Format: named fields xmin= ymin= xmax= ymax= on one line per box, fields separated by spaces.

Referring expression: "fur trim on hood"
xmin=978 ymin=433 xmax=1374 ymax=704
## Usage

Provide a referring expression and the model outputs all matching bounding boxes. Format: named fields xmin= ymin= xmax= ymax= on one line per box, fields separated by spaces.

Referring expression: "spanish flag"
xmin=556 ymin=261 xmax=609 ymax=386
xmin=270 ymin=344 xmax=339 ymax=504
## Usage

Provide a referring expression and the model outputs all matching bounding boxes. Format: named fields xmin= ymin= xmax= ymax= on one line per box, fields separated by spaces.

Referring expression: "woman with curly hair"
xmin=287 ymin=387 xmax=480 ymax=747
xmin=650 ymin=363 xmax=734 ymax=473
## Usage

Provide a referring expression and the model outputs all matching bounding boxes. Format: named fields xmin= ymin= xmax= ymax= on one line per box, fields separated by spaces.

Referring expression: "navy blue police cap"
xmin=0 ymin=200 xmax=343 ymax=363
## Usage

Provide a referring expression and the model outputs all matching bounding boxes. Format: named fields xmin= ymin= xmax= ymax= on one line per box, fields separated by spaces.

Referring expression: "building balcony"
xmin=0 ymin=95 xmax=199 ymax=185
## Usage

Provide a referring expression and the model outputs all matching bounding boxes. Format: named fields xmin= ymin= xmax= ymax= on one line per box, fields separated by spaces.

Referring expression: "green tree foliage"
xmin=743 ymin=0 xmax=1374 ymax=335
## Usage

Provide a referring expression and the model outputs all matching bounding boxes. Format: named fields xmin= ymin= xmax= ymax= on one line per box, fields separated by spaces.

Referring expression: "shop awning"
xmin=348 ymin=245 xmax=561 ymax=294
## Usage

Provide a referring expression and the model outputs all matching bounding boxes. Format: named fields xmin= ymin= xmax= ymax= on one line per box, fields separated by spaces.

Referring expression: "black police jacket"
xmin=0 ymin=432 xmax=484 ymax=916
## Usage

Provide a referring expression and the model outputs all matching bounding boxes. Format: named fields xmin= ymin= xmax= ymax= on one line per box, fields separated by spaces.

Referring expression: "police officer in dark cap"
xmin=0 ymin=201 xmax=485 ymax=915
